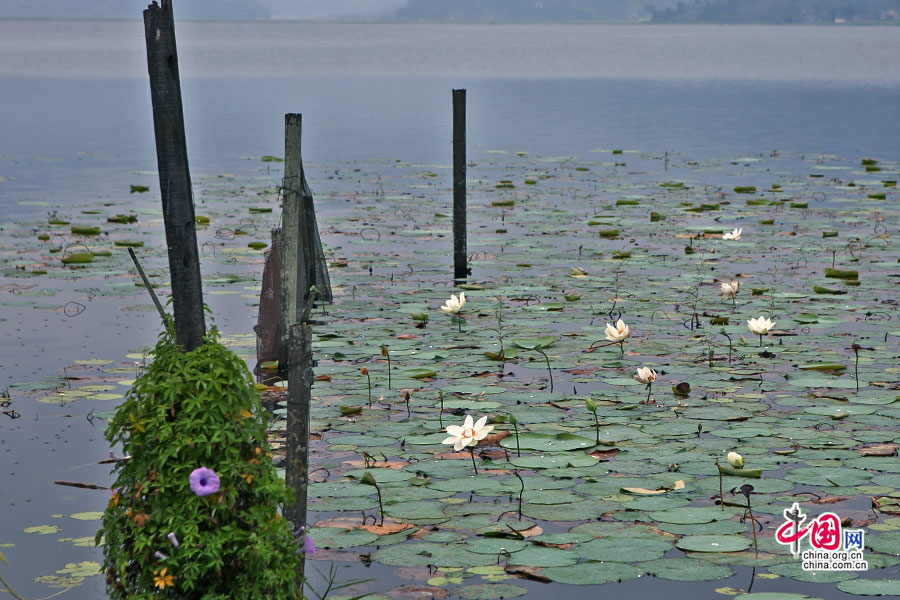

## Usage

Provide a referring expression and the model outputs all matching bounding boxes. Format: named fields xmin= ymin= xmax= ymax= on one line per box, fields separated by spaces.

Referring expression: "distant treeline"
xmin=650 ymin=0 xmax=900 ymax=23
xmin=0 ymin=0 xmax=270 ymax=20
xmin=394 ymin=0 xmax=678 ymax=23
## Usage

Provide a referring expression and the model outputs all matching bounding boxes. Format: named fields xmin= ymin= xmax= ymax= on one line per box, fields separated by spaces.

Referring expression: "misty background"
xmin=5 ymin=0 xmax=895 ymax=23
xmin=0 ymin=0 xmax=673 ymax=21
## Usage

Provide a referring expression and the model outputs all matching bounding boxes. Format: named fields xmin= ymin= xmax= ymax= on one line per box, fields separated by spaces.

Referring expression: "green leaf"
xmin=70 ymin=225 xmax=101 ymax=235
xmin=401 ymin=367 xmax=438 ymax=379
xmin=542 ymin=561 xmax=644 ymax=584
xmin=676 ymin=535 xmax=752 ymax=552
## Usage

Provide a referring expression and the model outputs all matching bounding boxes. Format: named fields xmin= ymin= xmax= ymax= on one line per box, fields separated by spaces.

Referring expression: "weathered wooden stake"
xmin=453 ymin=89 xmax=467 ymax=281
xmin=279 ymin=114 xmax=304 ymax=371
xmin=143 ymin=0 xmax=205 ymax=351
xmin=127 ymin=247 xmax=167 ymax=324
xmin=285 ymin=322 xmax=312 ymax=584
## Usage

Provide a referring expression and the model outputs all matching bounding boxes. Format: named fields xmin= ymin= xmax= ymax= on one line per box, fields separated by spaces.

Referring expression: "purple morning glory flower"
xmin=302 ymin=535 xmax=316 ymax=556
xmin=167 ymin=532 xmax=180 ymax=548
xmin=189 ymin=467 xmax=220 ymax=496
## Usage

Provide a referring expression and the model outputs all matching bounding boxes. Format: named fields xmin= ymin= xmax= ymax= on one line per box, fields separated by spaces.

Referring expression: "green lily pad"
xmin=500 ymin=433 xmax=594 ymax=452
xmin=647 ymin=507 xmax=735 ymax=525
xmin=464 ymin=538 xmax=527 ymax=555
xmin=578 ymin=537 xmax=672 ymax=562
xmin=455 ymin=584 xmax=528 ymax=600
xmin=676 ymin=535 xmax=752 ymax=552
xmin=541 ymin=561 xmax=644 ymax=584
xmin=836 ymin=579 xmax=900 ymax=596
xmin=640 ymin=557 xmax=734 ymax=581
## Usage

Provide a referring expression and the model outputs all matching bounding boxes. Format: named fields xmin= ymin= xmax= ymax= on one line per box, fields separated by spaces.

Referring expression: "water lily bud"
xmin=360 ymin=367 xmax=368 ymax=376
xmin=360 ymin=471 xmax=377 ymax=487
xmin=509 ymin=413 xmax=517 ymax=425
xmin=727 ymin=451 xmax=744 ymax=468
xmin=585 ymin=397 xmax=597 ymax=412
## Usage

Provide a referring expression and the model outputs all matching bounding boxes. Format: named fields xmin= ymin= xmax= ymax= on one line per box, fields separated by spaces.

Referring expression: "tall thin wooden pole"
xmin=281 ymin=114 xmax=313 ymax=585
xmin=279 ymin=114 xmax=303 ymax=375
xmin=143 ymin=0 xmax=205 ymax=351
xmin=453 ymin=89 xmax=467 ymax=281
xmin=285 ymin=322 xmax=312 ymax=583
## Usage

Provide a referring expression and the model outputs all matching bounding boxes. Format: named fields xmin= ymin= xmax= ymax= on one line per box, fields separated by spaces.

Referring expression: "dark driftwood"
xmin=143 ymin=0 xmax=205 ymax=351
xmin=128 ymin=248 xmax=166 ymax=323
xmin=453 ymin=89 xmax=467 ymax=280
xmin=285 ymin=323 xmax=312 ymax=582
xmin=54 ymin=480 xmax=109 ymax=490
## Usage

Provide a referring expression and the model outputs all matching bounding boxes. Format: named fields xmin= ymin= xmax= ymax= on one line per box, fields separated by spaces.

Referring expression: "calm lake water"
xmin=1 ymin=21 xmax=899 ymax=180
xmin=1 ymin=20 xmax=899 ymax=600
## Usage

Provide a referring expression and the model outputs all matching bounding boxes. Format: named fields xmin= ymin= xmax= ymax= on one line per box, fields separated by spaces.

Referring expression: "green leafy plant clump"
xmin=99 ymin=325 xmax=302 ymax=600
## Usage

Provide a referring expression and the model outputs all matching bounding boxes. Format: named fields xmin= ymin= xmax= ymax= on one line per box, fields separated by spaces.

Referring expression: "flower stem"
xmin=366 ymin=373 xmax=372 ymax=407
xmin=470 ymin=447 xmax=478 ymax=475
xmin=538 ymin=349 xmax=553 ymax=393
xmin=438 ymin=390 xmax=444 ymax=429
xmin=374 ymin=484 xmax=384 ymax=526
xmin=759 ymin=334 xmax=763 ymax=348
xmin=646 ymin=383 xmax=652 ymax=403
xmin=387 ymin=353 xmax=391 ymax=389
xmin=0 ymin=571 xmax=26 ymax=600
xmin=747 ymin=498 xmax=759 ymax=558
xmin=716 ymin=461 xmax=724 ymax=511
xmin=515 ymin=470 xmax=524 ymax=520
xmin=457 ymin=313 xmax=462 ymax=333
xmin=592 ymin=411 xmax=600 ymax=445
xmin=513 ymin=422 xmax=521 ymax=457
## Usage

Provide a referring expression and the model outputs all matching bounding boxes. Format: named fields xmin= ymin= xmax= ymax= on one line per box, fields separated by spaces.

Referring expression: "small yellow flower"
xmin=239 ymin=409 xmax=252 ymax=419
xmin=720 ymin=280 xmax=739 ymax=300
xmin=440 ymin=292 xmax=466 ymax=314
xmin=241 ymin=472 xmax=255 ymax=484
xmin=108 ymin=492 xmax=120 ymax=509
xmin=634 ymin=367 xmax=658 ymax=385
xmin=727 ymin=452 xmax=744 ymax=468
xmin=154 ymin=567 xmax=175 ymax=590
xmin=442 ymin=415 xmax=494 ymax=451
xmin=747 ymin=316 xmax=775 ymax=336
xmin=128 ymin=413 xmax=147 ymax=433
xmin=604 ymin=319 xmax=630 ymax=343
xmin=722 ymin=227 xmax=742 ymax=241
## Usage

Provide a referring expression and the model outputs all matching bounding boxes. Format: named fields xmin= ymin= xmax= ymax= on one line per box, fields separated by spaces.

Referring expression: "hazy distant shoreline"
xmin=3 ymin=0 xmax=899 ymax=25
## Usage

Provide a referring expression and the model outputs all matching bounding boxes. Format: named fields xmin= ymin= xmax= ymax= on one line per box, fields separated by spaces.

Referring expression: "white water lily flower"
xmin=634 ymin=367 xmax=658 ymax=385
xmin=604 ymin=319 xmax=630 ymax=343
xmin=721 ymin=280 xmax=740 ymax=299
xmin=442 ymin=415 xmax=494 ymax=451
xmin=727 ymin=451 xmax=744 ymax=468
xmin=440 ymin=292 xmax=466 ymax=314
xmin=722 ymin=228 xmax=742 ymax=241
xmin=747 ymin=316 xmax=775 ymax=336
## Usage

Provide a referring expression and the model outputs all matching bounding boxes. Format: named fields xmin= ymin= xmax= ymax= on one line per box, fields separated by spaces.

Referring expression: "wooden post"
xmin=279 ymin=114 xmax=303 ymax=375
xmin=453 ymin=89 xmax=467 ymax=281
xmin=278 ymin=113 xmax=332 ymax=375
xmin=143 ymin=0 xmax=205 ymax=351
xmin=285 ymin=322 xmax=312 ymax=583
